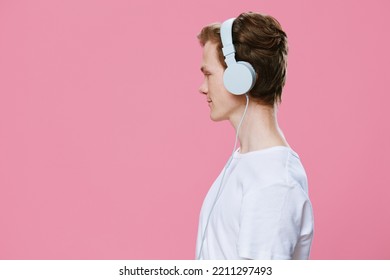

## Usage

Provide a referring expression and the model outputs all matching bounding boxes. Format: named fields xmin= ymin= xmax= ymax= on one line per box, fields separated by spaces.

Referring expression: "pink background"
xmin=0 ymin=0 xmax=389 ymax=259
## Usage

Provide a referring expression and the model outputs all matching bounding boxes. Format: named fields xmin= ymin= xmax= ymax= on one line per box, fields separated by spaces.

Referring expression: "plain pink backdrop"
xmin=0 ymin=0 xmax=389 ymax=259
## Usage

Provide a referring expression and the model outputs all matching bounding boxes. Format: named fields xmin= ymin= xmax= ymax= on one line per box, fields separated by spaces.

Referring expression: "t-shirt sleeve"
xmin=237 ymin=183 xmax=312 ymax=260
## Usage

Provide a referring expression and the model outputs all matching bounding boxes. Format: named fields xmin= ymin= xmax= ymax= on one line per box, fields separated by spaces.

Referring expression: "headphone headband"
xmin=220 ymin=18 xmax=236 ymax=60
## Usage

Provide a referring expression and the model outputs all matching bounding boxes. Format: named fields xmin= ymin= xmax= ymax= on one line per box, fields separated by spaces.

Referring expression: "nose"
xmin=199 ymin=78 xmax=208 ymax=95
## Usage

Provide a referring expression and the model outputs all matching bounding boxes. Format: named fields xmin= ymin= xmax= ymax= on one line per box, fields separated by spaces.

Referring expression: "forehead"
xmin=201 ymin=41 xmax=224 ymax=71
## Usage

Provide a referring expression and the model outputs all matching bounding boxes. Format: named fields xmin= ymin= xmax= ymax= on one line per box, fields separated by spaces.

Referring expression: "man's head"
xmin=198 ymin=12 xmax=288 ymax=106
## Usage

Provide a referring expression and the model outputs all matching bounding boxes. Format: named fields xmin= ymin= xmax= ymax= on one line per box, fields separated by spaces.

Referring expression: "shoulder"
xmin=236 ymin=146 xmax=308 ymax=193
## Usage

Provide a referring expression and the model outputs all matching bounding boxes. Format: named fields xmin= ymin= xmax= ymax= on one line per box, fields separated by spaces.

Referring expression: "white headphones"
xmin=220 ymin=18 xmax=256 ymax=95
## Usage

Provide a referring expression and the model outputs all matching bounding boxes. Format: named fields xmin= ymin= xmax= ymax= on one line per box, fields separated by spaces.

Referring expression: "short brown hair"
xmin=198 ymin=12 xmax=288 ymax=106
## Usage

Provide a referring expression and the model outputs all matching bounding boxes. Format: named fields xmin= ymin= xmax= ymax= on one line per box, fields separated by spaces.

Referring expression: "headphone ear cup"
xmin=223 ymin=62 xmax=256 ymax=95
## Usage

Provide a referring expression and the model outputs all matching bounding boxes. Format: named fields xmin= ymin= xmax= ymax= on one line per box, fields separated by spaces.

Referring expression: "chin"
xmin=210 ymin=113 xmax=227 ymax=122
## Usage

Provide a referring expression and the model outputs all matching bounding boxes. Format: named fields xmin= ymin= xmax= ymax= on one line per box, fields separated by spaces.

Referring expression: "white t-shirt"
xmin=196 ymin=146 xmax=314 ymax=260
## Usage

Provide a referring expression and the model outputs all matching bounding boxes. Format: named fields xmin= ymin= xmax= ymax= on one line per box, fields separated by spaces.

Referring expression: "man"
xmin=196 ymin=12 xmax=314 ymax=260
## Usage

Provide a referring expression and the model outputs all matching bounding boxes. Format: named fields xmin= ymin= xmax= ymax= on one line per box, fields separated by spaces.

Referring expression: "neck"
xmin=229 ymin=98 xmax=289 ymax=154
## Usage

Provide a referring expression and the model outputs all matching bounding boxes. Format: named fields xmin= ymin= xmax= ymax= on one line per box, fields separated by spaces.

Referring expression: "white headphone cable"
xmin=197 ymin=94 xmax=249 ymax=259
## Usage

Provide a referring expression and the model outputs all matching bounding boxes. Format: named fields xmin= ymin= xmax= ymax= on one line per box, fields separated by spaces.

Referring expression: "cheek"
xmin=210 ymin=74 xmax=225 ymax=91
